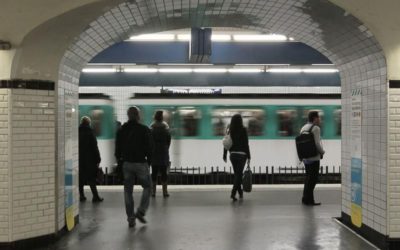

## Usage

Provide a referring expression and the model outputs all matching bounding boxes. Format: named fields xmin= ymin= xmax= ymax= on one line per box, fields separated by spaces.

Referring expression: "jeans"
xmin=302 ymin=161 xmax=320 ymax=203
xmin=123 ymin=162 xmax=151 ymax=221
xmin=230 ymin=153 xmax=247 ymax=196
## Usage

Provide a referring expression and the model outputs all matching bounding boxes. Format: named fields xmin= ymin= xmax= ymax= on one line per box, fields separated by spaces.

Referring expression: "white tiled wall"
xmin=10 ymin=89 xmax=56 ymax=241
xmin=0 ymin=88 xmax=56 ymax=242
xmin=0 ymin=89 xmax=10 ymax=242
xmin=388 ymin=88 xmax=400 ymax=237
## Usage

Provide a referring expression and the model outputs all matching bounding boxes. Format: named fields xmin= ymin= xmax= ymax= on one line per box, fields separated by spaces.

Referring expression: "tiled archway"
xmin=58 ymin=0 xmax=387 ymax=237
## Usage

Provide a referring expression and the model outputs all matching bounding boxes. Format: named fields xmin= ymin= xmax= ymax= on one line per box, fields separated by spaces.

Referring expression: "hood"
xmin=151 ymin=121 xmax=169 ymax=130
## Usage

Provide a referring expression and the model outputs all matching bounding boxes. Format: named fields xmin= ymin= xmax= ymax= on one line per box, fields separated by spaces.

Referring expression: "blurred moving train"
xmin=79 ymin=94 xmax=115 ymax=171
xmin=79 ymin=93 xmax=341 ymax=173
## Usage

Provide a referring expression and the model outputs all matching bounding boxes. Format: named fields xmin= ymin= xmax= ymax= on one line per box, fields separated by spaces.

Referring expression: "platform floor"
xmin=37 ymin=185 xmax=377 ymax=250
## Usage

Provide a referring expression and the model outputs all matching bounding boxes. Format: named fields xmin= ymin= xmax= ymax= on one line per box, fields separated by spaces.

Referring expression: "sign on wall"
xmin=351 ymin=88 xmax=362 ymax=228
xmin=64 ymin=90 xmax=75 ymax=231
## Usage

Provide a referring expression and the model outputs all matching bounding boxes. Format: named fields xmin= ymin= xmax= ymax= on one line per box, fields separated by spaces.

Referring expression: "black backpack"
xmin=295 ymin=125 xmax=317 ymax=160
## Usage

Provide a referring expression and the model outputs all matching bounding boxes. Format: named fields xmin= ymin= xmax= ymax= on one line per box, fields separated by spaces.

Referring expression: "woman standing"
xmin=150 ymin=111 xmax=172 ymax=198
xmin=223 ymin=114 xmax=251 ymax=201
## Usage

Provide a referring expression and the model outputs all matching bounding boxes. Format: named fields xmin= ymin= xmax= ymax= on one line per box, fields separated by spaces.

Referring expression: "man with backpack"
xmin=115 ymin=107 xmax=153 ymax=228
xmin=298 ymin=111 xmax=325 ymax=206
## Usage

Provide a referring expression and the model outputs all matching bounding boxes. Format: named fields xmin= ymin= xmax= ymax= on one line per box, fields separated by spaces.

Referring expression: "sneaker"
xmin=128 ymin=219 xmax=136 ymax=228
xmin=135 ymin=211 xmax=147 ymax=224
xmin=92 ymin=197 xmax=104 ymax=203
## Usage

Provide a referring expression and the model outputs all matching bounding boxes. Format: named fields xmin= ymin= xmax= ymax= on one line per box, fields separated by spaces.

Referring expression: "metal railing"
xmin=99 ymin=165 xmax=341 ymax=185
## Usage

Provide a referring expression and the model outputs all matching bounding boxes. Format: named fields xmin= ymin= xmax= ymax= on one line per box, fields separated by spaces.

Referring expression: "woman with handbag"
xmin=223 ymin=114 xmax=251 ymax=201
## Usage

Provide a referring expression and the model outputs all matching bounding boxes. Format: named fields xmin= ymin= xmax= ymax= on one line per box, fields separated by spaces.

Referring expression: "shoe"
xmin=162 ymin=183 xmax=169 ymax=198
xmin=135 ymin=211 xmax=147 ymax=224
xmin=307 ymin=202 xmax=321 ymax=206
xmin=230 ymin=194 xmax=237 ymax=201
xmin=128 ymin=219 xmax=136 ymax=228
xmin=80 ymin=196 xmax=87 ymax=202
xmin=238 ymin=190 xmax=243 ymax=199
xmin=92 ymin=197 xmax=104 ymax=203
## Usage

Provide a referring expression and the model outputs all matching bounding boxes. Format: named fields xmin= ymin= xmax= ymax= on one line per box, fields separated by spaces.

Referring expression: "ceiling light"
xmin=159 ymin=68 xmax=193 ymax=73
xmin=228 ymin=68 xmax=264 ymax=73
xmin=129 ymin=34 xmax=175 ymax=41
xmin=193 ymin=68 xmax=227 ymax=73
xmin=289 ymin=37 xmax=295 ymax=41
xmin=302 ymin=69 xmax=339 ymax=73
xmin=177 ymin=34 xmax=191 ymax=41
xmin=267 ymin=68 xmax=302 ymax=73
xmin=82 ymin=68 xmax=116 ymax=73
xmin=211 ymin=34 xmax=231 ymax=41
xmin=233 ymin=34 xmax=287 ymax=42
xmin=124 ymin=68 xmax=158 ymax=73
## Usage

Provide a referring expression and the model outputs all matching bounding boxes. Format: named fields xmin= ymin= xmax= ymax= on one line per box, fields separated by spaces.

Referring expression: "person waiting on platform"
xmin=300 ymin=111 xmax=325 ymax=206
xmin=150 ymin=111 xmax=172 ymax=198
xmin=115 ymin=107 xmax=153 ymax=228
xmin=223 ymin=114 xmax=251 ymax=201
xmin=78 ymin=116 xmax=103 ymax=203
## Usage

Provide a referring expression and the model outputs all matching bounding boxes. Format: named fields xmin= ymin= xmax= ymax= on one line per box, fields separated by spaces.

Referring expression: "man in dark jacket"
xmin=150 ymin=111 xmax=171 ymax=198
xmin=79 ymin=116 xmax=103 ymax=202
xmin=115 ymin=107 xmax=152 ymax=228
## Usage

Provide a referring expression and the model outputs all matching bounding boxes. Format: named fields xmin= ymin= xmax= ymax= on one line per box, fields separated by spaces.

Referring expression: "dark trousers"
xmin=230 ymin=154 xmax=247 ymax=196
xmin=151 ymin=165 xmax=168 ymax=183
xmin=79 ymin=178 xmax=99 ymax=198
xmin=302 ymin=161 xmax=320 ymax=203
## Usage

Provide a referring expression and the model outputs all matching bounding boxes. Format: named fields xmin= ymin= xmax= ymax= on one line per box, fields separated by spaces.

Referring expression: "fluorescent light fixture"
xmin=124 ymin=68 xmax=157 ymax=73
xmin=212 ymin=34 xmax=231 ymax=41
xmin=177 ymin=34 xmax=191 ymax=41
xmin=268 ymin=68 xmax=302 ymax=73
xmin=193 ymin=68 xmax=227 ymax=73
xmin=228 ymin=68 xmax=264 ymax=73
xmin=312 ymin=64 xmax=334 ymax=66
xmin=158 ymin=63 xmax=213 ymax=66
xmin=233 ymin=34 xmax=287 ymax=42
xmin=82 ymin=68 xmax=116 ymax=73
xmin=129 ymin=34 xmax=175 ymax=41
xmin=302 ymin=69 xmax=339 ymax=73
xmin=159 ymin=68 xmax=193 ymax=73
xmin=289 ymin=37 xmax=295 ymax=41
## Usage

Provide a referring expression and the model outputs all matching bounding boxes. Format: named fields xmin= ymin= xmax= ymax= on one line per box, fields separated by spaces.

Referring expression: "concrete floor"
xmin=37 ymin=185 xmax=377 ymax=250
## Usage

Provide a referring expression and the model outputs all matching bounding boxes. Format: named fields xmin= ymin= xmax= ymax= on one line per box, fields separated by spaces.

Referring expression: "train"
xmin=78 ymin=93 xmax=341 ymax=173
xmin=78 ymin=94 xmax=116 ymax=171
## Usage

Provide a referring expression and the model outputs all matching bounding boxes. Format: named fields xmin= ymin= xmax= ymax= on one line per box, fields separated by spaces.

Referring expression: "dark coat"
xmin=79 ymin=124 xmax=101 ymax=181
xmin=223 ymin=127 xmax=251 ymax=160
xmin=115 ymin=120 xmax=153 ymax=165
xmin=150 ymin=121 xmax=171 ymax=166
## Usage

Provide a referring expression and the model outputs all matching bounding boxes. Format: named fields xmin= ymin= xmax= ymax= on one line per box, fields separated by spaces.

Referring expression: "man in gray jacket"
xmin=300 ymin=111 xmax=325 ymax=206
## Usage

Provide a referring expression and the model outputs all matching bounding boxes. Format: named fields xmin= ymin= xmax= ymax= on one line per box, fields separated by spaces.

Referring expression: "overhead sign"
xmin=161 ymin=88 xmax=222 ymax=94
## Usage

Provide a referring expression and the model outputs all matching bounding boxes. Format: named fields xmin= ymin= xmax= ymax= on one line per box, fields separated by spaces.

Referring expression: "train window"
xmin=179 ymin=108 xmax=201 ymax=136
xmin=334 ymin=109 xmax=342 ymax=136
xmin=302 ymin=109 xmax=324 ymax=133
xmin=212 ymin=109 xmax=265 ymax=136
xmin=277 ymin=110 xmax=297 ymax=136
xmin=90 ymin=107 xmax=104 ymax=137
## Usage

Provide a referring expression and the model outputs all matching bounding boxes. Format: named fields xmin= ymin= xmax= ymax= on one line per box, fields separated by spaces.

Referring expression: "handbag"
xmin=242 ymin=161 xmax=252 ymax=193
xmin=96 ymin=167 xmax=104 ymax=184
xmin=295 ymin=125 xmax=317 ymax=160
xmin=222 ymin=129 xmax=232 ymax=150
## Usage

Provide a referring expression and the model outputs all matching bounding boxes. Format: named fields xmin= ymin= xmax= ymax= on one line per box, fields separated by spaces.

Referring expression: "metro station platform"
xmin=35 ymin=185 xmax=377 ymax=250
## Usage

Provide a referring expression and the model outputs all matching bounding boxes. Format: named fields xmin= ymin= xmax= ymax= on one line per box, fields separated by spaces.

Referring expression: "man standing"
xmin=300 ymin=111 xmax=325 ymax=206
xmin=115 ymin=107 xmax=152 ymax=228
xmin=79 ymin=116 xmax=103 ymax=202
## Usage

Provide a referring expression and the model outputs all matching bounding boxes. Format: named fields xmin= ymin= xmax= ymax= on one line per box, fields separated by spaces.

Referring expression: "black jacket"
xmin=223 ymin=127 xmax=251 ymax=159
xmin=79 ymin=124 xmax=101 ymax=180
xmin=150 ymin=121 xmax=171 ymax=166
xmin=115 ymin=120 xmax=152 ymax=165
